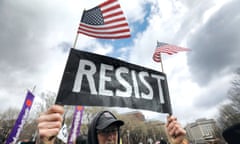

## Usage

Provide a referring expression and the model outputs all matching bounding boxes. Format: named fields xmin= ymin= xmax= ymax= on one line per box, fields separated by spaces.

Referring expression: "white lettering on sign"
xmin=72 ymin=59 xmax=166 ymax=104
xmin=99 ymin=63 xmax=114 ymax=96
xmin=72 ymin=59 xmax=97 ymax=95
xmin=139 ymin=71 xmax=153 ymax=100
xmin=151 ymin=74 xmax=165 ymax=104
xmin=131 ymin=70 xmax=140 ymax=98
xmin=116 ymin=67 xmax=132 ymax=97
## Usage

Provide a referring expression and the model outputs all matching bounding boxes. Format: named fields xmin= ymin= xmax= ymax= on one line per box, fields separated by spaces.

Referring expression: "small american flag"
xmin=153 ymin=41 xmax=190 ymax=62
xmin=78 ymin=0 xmax=131 ymax=39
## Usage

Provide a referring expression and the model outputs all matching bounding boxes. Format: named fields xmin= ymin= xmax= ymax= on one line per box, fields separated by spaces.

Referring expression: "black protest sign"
xmin=56 ymin=48 xmax=172 ymax=113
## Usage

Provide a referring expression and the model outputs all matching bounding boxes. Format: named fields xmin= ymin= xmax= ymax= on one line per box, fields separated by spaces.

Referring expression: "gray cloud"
xmin=0 ymin=1 xmax=51 ymax=71
xmin=173 ymin=1 xmax=214 ymax=44
xmin=0 ymin=1 xmax=67 ymax=111
xmin=187 ymin=0 xmax=240 ymax=85
xmin=194 ymin=83 xmax=229 ymax=109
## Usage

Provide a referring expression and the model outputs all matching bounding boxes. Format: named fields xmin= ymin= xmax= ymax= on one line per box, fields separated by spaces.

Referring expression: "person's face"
xmin=97 ymin=126 xmax=119 ymax=144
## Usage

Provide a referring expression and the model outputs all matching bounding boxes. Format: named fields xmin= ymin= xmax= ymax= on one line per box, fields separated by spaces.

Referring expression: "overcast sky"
xmin=1 ymin=0 xmax=239 ymax=125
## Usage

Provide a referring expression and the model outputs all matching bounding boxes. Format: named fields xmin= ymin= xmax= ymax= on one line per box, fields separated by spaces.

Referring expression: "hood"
xmin=87 ymin=111 xmax=121 ymax=144
xmin=222 ymin=123 xmax=240 ymax=144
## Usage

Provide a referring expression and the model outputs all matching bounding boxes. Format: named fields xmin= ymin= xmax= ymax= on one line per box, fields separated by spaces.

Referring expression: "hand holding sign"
xmin=37 ymin=105 xmax=64 ymax=144
xmin=166 ymin=115 xmax=186 ymax=144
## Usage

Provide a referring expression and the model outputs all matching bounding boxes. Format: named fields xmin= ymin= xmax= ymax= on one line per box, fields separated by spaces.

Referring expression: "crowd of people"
xmin=3 ymin=104 xmax=238 ymax=144
xmin=36 ymin=104 xmax=186 ymax=144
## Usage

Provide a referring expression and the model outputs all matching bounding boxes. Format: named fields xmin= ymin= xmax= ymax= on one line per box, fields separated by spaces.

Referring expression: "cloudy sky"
xmin=1 ymin=0 xmax=239 ymax=125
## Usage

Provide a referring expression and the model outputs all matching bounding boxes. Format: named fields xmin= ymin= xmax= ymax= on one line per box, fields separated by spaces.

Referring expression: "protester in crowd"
xmin=75 ymin=135 xmax=88 ymax=144
xmin=19 ymin=141 xmax=36 ymax=144
xmin=37 ymin=105 xmax=186 ymax=144
xmin=159 ymin=137 xmax=167 ymax=144
xmin=222 ymin=123 xmax=240 ymax=144
xmin=88 ymin=111 xmax=124 ymax=144
xmin=17 ymin=139 xmax=35 ymax=144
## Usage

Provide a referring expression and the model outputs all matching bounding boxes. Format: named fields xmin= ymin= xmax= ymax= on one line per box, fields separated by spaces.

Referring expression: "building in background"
xmin=185 ymin=118 xmax=225 ymax=144
xmin=121 ymin=111 xmax=146 ymax=121
xmin=120 ymin=111 xmax=168 ymax=144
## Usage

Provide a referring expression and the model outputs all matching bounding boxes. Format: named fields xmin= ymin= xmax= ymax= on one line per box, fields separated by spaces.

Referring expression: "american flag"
xmin=153 ymin=41 xmax=190 ymax=62
xmin=78 ymin=0 xmax=131 ymax=39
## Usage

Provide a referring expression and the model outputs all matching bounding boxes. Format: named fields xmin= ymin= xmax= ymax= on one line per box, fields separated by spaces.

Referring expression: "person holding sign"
xmin=36 ymin=105 xmax=186 ymax=144
xmin=74 ymin=135 xmax=88 ymax=144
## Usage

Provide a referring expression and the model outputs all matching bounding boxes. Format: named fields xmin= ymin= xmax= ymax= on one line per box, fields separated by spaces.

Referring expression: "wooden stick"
xmin=73 ymin=33 xmax=79 ymax=48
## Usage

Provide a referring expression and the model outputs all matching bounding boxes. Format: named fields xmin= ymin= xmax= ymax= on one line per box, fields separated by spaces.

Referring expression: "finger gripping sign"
xmin=56 ymin=48 xmax=172 ymax=113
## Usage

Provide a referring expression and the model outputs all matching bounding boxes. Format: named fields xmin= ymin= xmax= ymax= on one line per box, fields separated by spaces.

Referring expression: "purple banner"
xmin=67 ymin=106 xmax=84 ymax=144
xmin=5 ymin=91 xmax=35 ymax=144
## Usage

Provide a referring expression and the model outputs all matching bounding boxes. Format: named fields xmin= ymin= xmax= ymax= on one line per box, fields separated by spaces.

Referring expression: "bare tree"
xmin=0 ymin=107 xmax=20 ymax=143
xmin=217 ymin=68 xmax=240 ymax=130
xmin=0 ymin=107 xmax=20 ymax=121
xmin=118 ymin=113 xmax=167 ymax=144
xmin=31 ymin=91 xmax=56 ymax=116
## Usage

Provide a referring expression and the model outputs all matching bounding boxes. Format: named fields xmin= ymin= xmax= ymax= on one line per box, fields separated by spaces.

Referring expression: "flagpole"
xmin=159 ymin=54 xmax=172 ymax=116
xmin=32 ymin=85 xmax=36 ymax=93
xmin=160 ymin=53 xmax=164 ymax=73
xmin=73 ymin=33 xmax=79 ymax=49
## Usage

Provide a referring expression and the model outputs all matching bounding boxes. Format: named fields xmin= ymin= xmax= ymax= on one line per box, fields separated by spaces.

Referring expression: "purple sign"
xmin=5 ymin=91 xmax=35 ymax=144
xmin=67 ymin=106 xmax=84 ymax=144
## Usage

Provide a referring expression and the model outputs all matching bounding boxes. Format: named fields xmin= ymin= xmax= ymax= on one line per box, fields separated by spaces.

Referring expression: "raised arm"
xmin=37 ymin=105 xmax=64 ymax=144
xmin=166 ymin=115 xmax=186 ymax=144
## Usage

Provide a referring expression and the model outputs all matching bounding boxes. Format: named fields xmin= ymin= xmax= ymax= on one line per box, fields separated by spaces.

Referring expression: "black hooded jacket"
xmin=87 ymin=111 xmax=121 ymax=144
xmin=222 ymin=123 xmax=240 ymax=144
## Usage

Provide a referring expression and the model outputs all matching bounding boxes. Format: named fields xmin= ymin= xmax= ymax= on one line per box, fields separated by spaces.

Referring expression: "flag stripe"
xmin=100 ymin=0 xmax=116 ymax=8
xmin=78 ymin=0 xmax=130 ymax=39
xmin=79 ymin=27 xmax=130 ymax=35
xmin=153 ymin=42 xmax=190 ymax=62
xmin=153 ymin=52 xmax=162 ymax=62
xmin=103 ymin=11 xmax=124 ymax=19
xmin=102 ymin=4 xmax=121 ymax=14
xmin=79 ymin=23 xmax=129 ymax=30
xmin=101 ymin=4 xmax=121 ymax=15
xmin=104 ymin=17 xmax=126 ymax=25
xmin=155 ymin=45 xmax=190 ymax=54
xmin=78 ymin=31 xmax=131 ymax=39
xmin=78 ymin=23 xmax=130 ymax=34
xmin=102 ymin=6 xmax=122 ymax=19
xmin=78 ymin=24 xmax=130 ymax=38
